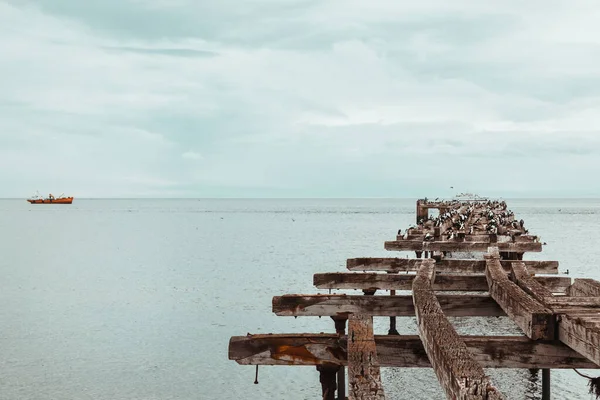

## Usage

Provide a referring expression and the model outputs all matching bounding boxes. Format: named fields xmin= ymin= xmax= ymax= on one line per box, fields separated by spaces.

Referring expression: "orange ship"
xmin=27 ymin=192 xmax=73 ymax=204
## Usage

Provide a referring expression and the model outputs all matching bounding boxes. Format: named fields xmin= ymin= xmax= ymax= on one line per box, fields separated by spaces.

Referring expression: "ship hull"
xmin=27 ymin=198 xmax=73 ymax=204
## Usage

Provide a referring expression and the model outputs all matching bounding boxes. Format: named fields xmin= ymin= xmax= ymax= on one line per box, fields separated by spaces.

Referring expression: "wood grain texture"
xmin=228 ymin=334 xmax=600 ymax=369
xmin=569 ymin=279 xmax=600 ymax=297
xmin=385 ymin=241 xmax=542 ymax=253
xmin=485 ymin=248 xmax=555 ymax=340
xmin=510 ymin=262 xmax=554 ymax=301
xmin=347 ymin=258 xmax=558 ymax=274
xmin=413 ymin=260 xmax=504 ymax=399
xmin=558 ymin=313 xmax=600 ymax=367
xmin=314 ymin=272 xmax=570 ymax=293
xmin=347 ymin=314 xmax=386 ymax=400
xmin=272 ymin=294 xmax=505 ymax=317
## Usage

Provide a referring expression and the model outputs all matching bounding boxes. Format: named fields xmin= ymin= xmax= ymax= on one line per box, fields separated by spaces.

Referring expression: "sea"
xmin=1 ymin=198 xmax=599 ymax=400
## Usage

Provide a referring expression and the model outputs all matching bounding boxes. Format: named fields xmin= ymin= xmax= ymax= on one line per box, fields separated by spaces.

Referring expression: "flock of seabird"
xmin=399 ymin=200 xmax=531 ymax=241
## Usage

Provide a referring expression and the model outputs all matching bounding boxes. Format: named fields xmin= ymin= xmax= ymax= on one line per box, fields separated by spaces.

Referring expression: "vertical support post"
xmin=542 ymin=369 xmax=550 ymax=400
xmin=416 ymin=200 xmax=428 ymax=224
xmin=387 ymin=271 xmax=399 ymax=335
xmin=331 ymin=317 xmax=347 ymax=400
xmin=337 ymin=364 xmax=346 ymax=400
xmin=348 ymin=314 xmax=385 ymax=399
xmin=317 ymin=365 xmax=339 ymax=400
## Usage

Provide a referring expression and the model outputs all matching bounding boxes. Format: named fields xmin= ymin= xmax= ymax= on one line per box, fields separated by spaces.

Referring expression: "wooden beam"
xmin=412 ymin=260 xmax=504 ymax=399
xmin=510 ymin=262 xmax=554 ymax=301
xmin=485 ymin=248 xmax=555 ymax=340
xmin=347 ymin=258 xmax=559 ymax=274
xmin=558 ymin=313 xmax=600 ymax=367
xmin=228 ymin=334 xmax=600 ymax=369
xmin=569 ymin=279 xmax=600 ymax=297
xmin=347 ymin=314 xmax=385 ymax=400
xmin=347 ymin=258 xmax=425 ymax=271
xmin=385 ymin=241 xmax=542 ymax=253
xmin=498 ymin=257 xmax=600 ymax=371
xmin=272 ymin=294 xmax=505 ymax=317
xmin=314 ymin=272 xmax=570 ymax=293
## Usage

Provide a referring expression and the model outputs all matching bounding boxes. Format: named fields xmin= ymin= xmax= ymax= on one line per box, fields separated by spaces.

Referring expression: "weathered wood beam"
xmin=347 ymin=258 xmax=559 ymax=274
xmin=347 ymin=314 xmax=385 ymax=400
xmin=385 ymin=241 xmax=542 ymax=253
xmin=413 ymin=260 xmax=504 ymax=399
xmin=510 ymin=262 xmax=554 ymax=301
xmin=314 ymin=272 xmax=570 ymax=293
xmin=272 ymin=294 xmax=505 ymax=317
xmin=228 ymin=334 xmax=599 ymax=369
xmin=503 ymin=259 xmax=600 ymax=367
xmin=485 ymin=248 xmax=555 ymax=340
xmin=347 ymin=258 xmax=425 ymax=271
xmin=558 ymin=314 xmax=600 ymax=367
xmin=568 ymin=279 xmax=600 ymax=297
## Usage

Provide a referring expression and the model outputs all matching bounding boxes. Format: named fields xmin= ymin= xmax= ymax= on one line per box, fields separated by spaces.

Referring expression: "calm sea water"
xmin=1 ymin=198 xmax=599 ymax=400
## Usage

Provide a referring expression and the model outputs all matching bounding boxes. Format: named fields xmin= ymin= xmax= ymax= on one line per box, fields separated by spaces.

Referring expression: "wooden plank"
xmin=228 ymin=334 xmax=600 ymax=369
xmin=545 ymin=297 xmax=600 ymax=308
xmin=347 ymin=258 xmax=559 ymax=274
xmin=412 ymin=260 xmax=504 ymax=399
xmin=314 ymin=272 xmax=570 ymax=293
xmin=347 ymin=314 xmax=386 ymax=400
xmin=272 ymin=294 xmax=505 ymax=317
xmin=485 ymin=248 xmax=555 ymax=340
xmin=347 ymin=258 xmax=425 ymax=271
xmin=385 ymin=241 xmax=542 ymax=253
xmin=535 ymin=277 xmax=572 ymax=294
xmin=558 ymin=314 xmax=600 ymax=366
xmin=569 ymin=279 xmax=600 ymax=297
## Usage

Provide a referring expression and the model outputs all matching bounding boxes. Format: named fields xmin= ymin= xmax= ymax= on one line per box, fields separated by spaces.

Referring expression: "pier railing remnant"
xmin=228 ymin=198 xmax=600 ymax=399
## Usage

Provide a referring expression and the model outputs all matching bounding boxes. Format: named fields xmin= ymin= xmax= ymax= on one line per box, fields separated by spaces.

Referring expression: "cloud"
xmin=181 ymin=151 xmax=203 ymax=160
xmin=2 ymin=0 xmax=600 ymax=197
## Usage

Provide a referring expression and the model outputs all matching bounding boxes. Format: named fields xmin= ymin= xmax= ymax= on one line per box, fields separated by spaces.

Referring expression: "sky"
xmin=2 ymin=1 xmax=600 ymax=198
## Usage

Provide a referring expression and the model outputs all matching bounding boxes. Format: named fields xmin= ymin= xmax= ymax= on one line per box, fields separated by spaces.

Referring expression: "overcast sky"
xmin=2 ymin=1 xmax=600 ymax=198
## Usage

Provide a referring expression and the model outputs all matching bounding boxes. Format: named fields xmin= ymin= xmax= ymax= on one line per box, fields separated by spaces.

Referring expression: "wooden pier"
xmin=228 ymin=198 xmax=600 ymax=399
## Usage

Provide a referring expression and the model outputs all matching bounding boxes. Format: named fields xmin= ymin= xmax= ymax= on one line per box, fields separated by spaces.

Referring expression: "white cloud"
xmin=2 ymin=0 xmax=600 ymax=197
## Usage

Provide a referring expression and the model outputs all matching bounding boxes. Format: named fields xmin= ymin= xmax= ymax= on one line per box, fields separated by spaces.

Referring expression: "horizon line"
xmin=3 ymin=196 xmax=600 ymax=200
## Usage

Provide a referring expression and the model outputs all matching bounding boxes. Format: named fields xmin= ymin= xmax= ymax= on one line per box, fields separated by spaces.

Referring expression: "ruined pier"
xmin=228 ymin=198 xmax=600 ymax=399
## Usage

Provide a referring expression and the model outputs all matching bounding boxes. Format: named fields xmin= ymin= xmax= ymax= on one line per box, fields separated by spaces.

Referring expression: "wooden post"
xmin=332 ymin=317 xmax=347 ymax=335
xmin=331 ymin=317 xmax=347 ymax=400
xmin=317 ymin=365 xmax=339 ymax=400
xmin=542 ymin=369 xmax=550 ymax=400
xmin=387 ymin=271 xmax=399 ymax=335
xmin=348 ymin=314 xmax=385 ymax=400
xmin=416 ymin=200 xmax=428 ymax=224
xmin=338 ymin=365 xmax=346 ymax=400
